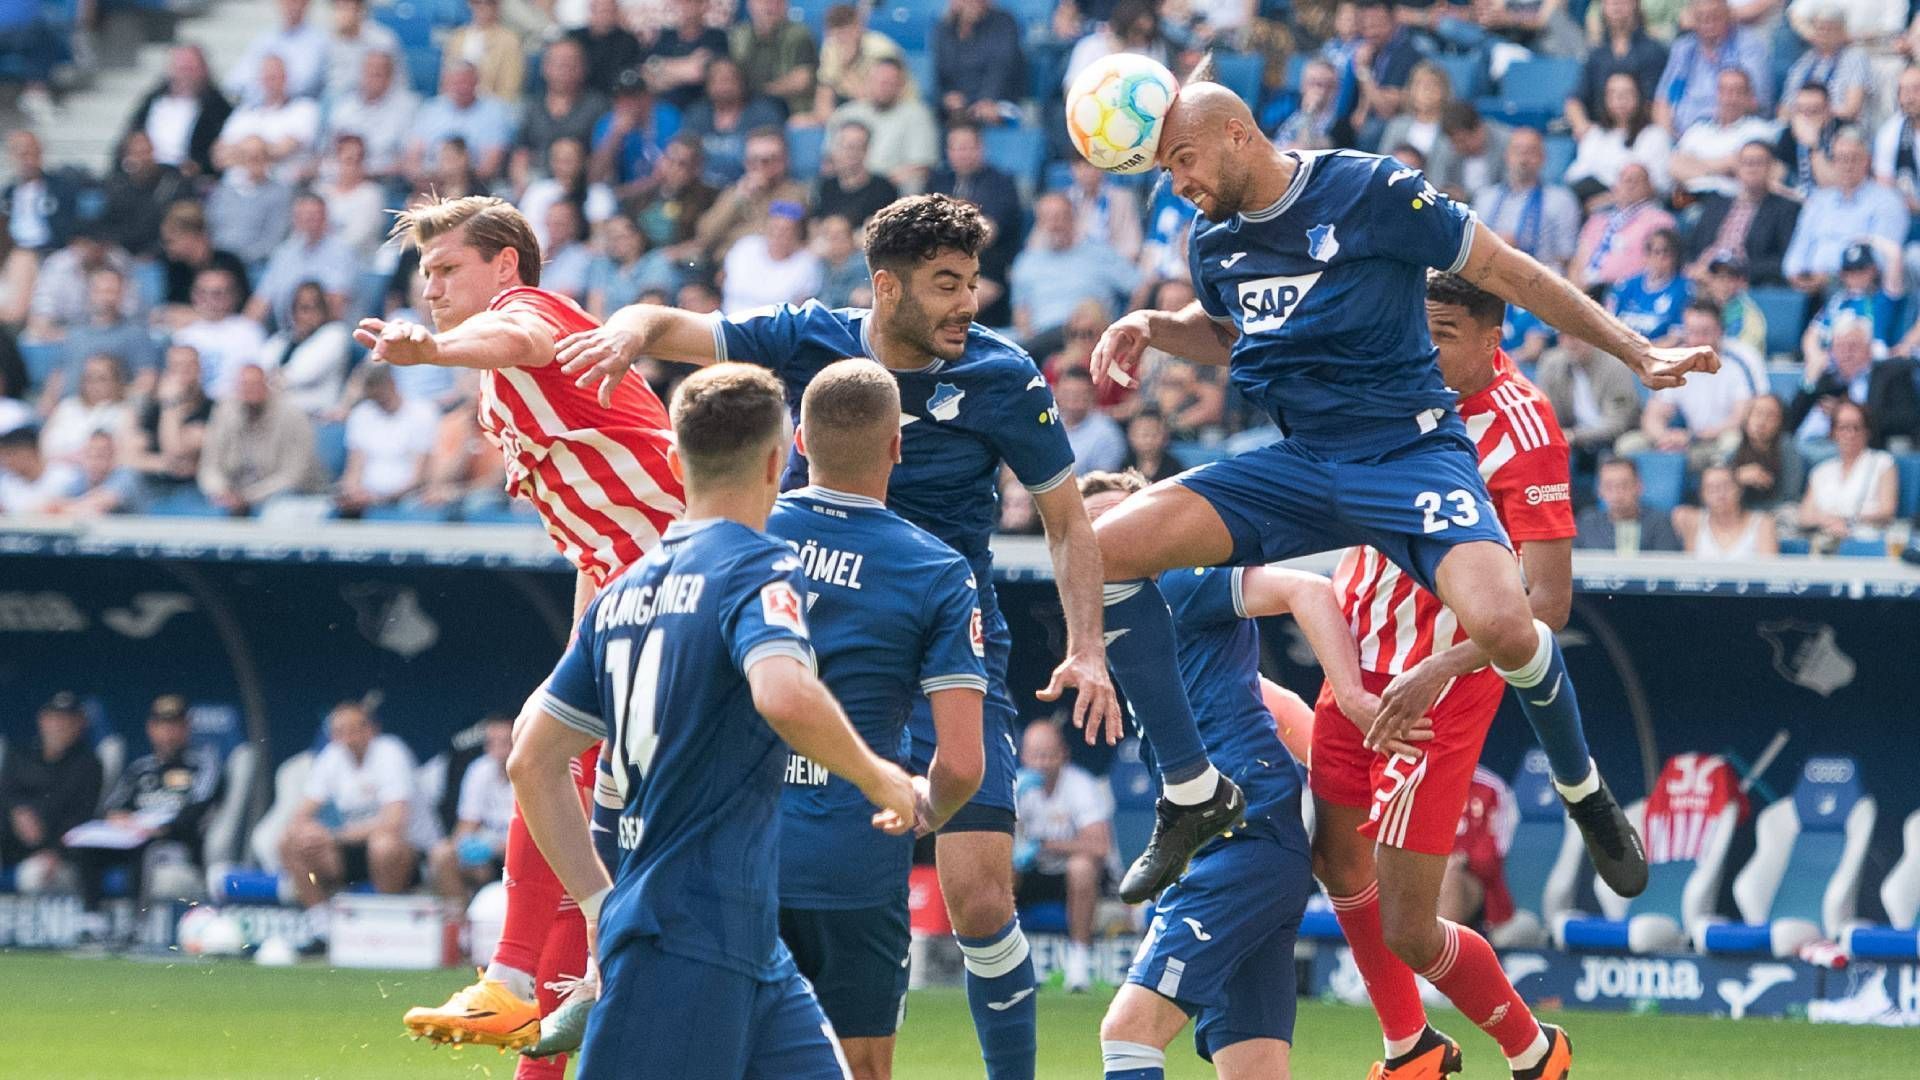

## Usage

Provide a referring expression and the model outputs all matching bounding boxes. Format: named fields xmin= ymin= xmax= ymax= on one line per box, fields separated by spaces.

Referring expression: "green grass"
xmin=11 ymin=950 xmax=1914 ymax=1078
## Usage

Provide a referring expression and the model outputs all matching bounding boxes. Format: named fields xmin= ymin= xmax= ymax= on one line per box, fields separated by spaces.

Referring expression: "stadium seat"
xmin=788 ymin=124 xmax=825 ymax=180
xmin=1212 ymin=52 xmax=1265 ymax=105
xmin=406 ymin=45 xmax=441 ymax=98
xmin=315 ymin=421 xmax=349 ymax=480
xmin=1628 ymin=451 xmax=1686 ymax=514
xmin=1542 ymin=134 xmax=1575 ymax=185
xmin=1474 ymin=57 xmax=1580 ymax=129
xmin=871 ymin=2 xmax=936 ymax=51
xmin=904 ymin=48 xmax=936 ymax=105
xmin=1702 ymin=756 xmax=1875 ymax=958
xmin=1751 ymin=286 xmax=1809 ymax=360
xmin=1895 ymin=454 xmax=1920 ymax=519
xmin=1842 ymin=809 xmax=1920 ymax=961
xmin=1488 ymin=750 xmax=1585 ymax=949
xmin=788 ymin=0 xmax=835 ymax=36
xmin=19 ymin=341 xmax=60 ymax=387
xmin=1558 ymin=753 xmax=1741 ymax=954
xmin=1108 ymin=738 xmax=1156 ymax=872
xmin=144 ymin=487 xmax=220 ymax=517
xmin=1432 ymin=53 xmax=1487 ymax=103
xmin=983 ymin=124 xmax=1048 ymax=197
xmin=374 ymin=1 xmax=436 ymax=50
xmin=1005 ymin=0 xmax=1054 ymax=34
xmin=1777 ymin=535 xmax=1811 ymax=555
xmin=1766 ymin=366 xmax=1800 ymax=404
xmin=1832 ymin=538 xmax=1887 ymax=558
xmin=362 ymin=502 xmax=456 ymax=523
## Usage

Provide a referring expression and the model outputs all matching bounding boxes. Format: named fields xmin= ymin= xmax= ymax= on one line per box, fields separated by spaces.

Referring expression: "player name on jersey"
xmin=784 ymin=753 xmax=830 ymax=787
xmin=593 ymin=572 xmax=706 ymax=632
xmin=790 ymin=538 xmax=867 ymax=590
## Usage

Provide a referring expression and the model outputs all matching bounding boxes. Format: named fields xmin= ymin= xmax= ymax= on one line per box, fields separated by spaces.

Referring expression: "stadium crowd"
xmin=5 ymin=0 xmax=1920 ymax=563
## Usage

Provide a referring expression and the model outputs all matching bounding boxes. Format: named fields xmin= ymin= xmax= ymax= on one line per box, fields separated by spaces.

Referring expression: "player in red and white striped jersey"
xmin=354 ymin=197 xmax=682 ymax=1077
xmin=1309 ymin=274 xmax=1580 ymax=1080
xmin=1443 ymin=766 xmax=1519 ymax=930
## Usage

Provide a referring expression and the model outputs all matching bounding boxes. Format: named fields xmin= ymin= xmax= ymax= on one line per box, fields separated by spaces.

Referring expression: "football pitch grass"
xmin=12 ymin=950 xmax=1914 ymax=1078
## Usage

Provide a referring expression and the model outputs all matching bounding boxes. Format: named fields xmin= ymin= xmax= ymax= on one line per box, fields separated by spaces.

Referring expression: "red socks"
xmin=493 ymin=807 xmax=565 ymax=975
xmin=1418 ymin=919 xmax=1541 ymax=1059
xmin=1329 ymin=883 xmax=1428 ymax=1044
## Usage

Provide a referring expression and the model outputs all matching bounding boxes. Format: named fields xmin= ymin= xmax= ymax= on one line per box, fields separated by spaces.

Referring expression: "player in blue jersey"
xmin=1080 ymin=469 xmax=1399 ymax=1080
xmin=769 ymin=359 xmax=989 ymax=1080
xmin=1083 ymin=76 xmax=1720 ymax=911
xmin=506 ymin=363 xmax=917 ymax=1080
xmin=554 ymin=194 xmax=1138 ymax=1080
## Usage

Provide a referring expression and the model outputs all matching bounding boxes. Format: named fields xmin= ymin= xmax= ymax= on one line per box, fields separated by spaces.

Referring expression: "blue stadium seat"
xmin=1108 ymin=738 xmax=1157 ymax=871
xmin=1169 ymin=440 xmax=1229 ymax=467
xmin=1777 ymin=535 xmax=1811 ymax=555
xmin=787 ymin=124 xmax=825 ymax=180
xmin=1005 ymin=0 xmax=1053 ymax=34
xmin=1766 ymin=366 xmax=1800 ymax=403
xmin=1703 ymin=756 xmax=1875 ymax=958
xmin=1895 ymin=454 xmax=1920 ymax=519
xmin=1628 ymin=451 xmax=1685 ymax=514
xmin=362 ymin=502 xmax=457 ymax=523
xmin=407 ymin=45 xmax=441 ymax=97
xmin=374 ymin=1 xmax=436 ymax=50
xmin=1490 ymin=750 xmax=1584 ymax=949
xmin=1542 ymin=134 xmax=1575 ymax=185
xmin=1832 ymin=538 xmax=1887 ymax=558
xmin=19 ymin=341 xmax=60 ymax=388
xmin=1433 ymin=53 xmax=1487 ymax=103
xmin=788 ymin=0 xmax=835 ymax=37
xmin=1212 ymin=52 xmax=1265 ymax=106
xmin=983 ymin=124 xmax=1048 ymax=195
xmin=144 ymin=487 xmax=219 ymax=517
xmin=1843 ymin=809 xmax=1920 ymax=961
xmin=904 ymin=48 xmax=937 ymax=106
xmin=314 ymin=421 xmax=349 ymax=480
xmin=1474 ymin=57 xmax=1579 ymax=129
xmin=1751 ymin=286 xmax=1808 ymax=359
xmin=871 ymin=2 xmax=936 ymax=51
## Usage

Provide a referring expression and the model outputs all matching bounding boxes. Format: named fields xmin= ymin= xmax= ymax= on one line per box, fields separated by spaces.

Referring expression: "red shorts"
xmin=569 ymin=744 xmax=600 ymax=793
xmin=1308 ymin=666 xmax=1505 ymax=857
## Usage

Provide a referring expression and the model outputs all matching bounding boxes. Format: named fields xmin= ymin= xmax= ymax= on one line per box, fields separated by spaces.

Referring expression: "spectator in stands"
xmin=120 ymin=345 xmax=211 ymax=501
xmin=205 ymin=137 xmax=294 ymax=272
xmin=100 ymin=132 xmax=190 ymax=260
xmin=810 ymin=214 xmax=871 ymax=309
xmin=5 ymin=130 xmax=79 ymax=256
xmin=1794 ymin=316 xmax=1920 ymax=448
xmin=46 ymin=268 xmax=158 ymax=410
xmin=1040 ymin=298 xmax=1112 ymax=397
xmin=417 ymin=392 xmax=509 ymax=515
xmin=1779 ymin=6 xmax=1869 ymax=125
xmin=280 ymin=701 xmax=419 ymax=950
xmin=214 ymin=55 xmax=321 ymax=176
xmin=1576 ymin=456 xmax=1684 ymax=553
xmin=1675 ymin=462 xmax=1778 ymax=558
xmin=174 ymin=268 xmax=268 ymax=399
xmin=246 ymin=194 xmax=354 ymax=330
xmin=591 ymin=69 xmax=674 ymax=189
xmin=0 ymin=693 xmax=102 ymax=894
xmin=24 ymin=222 xmax=136 ymax=345
xmin=1012 ymin=719 xmax=1113 ymax=995
xmin=156 ymin=202 xmax=250 ymax=321
xmin=807 ymin=3 xmax=912 ymax=125
xmin=325 ymin=50 xmax=418 ymax=182
xmin=1381 ymin=62 xmax=1457 ymax=181
xmin=1566 ymin=73 xmax=1672 ymax=205
xmin=317 ymin=135 xmax=387 ymax=264
xmin=407 ymin=61 xmax=518 ymax=183
xmin=730 ymin=0 xmax=817 ymax=118
xmin=1871 ymin=66 xmax=1920 ymax=217
xmin=1568 ymin=0 xmax=1669 ymax=139
xmin=1437 ymin=767 xmax=1517 ymax=933
xmin=1062 ymin=0 xmax=1173 ymax=94
xmin=1065 ymin=157 xmax=1143 ymax=263
xmin=1725 ymin=393 xmax=1804 ymax=509
xmin=997 ymin=467 xmax=1040 ymax=534
xmin=227 ymin=0 xmax=329 ymax=105
xmin=1119 ymin=408 xmax=1185 ymax=483
xmin=198 ymin=363 xmax=321 ymax=515
xmin=1804 ymin=241 xmax=1905 ymax=361
xmin=1784 ymin=130 xmax=1912 ymax=295
xmin=539 ymin=201 xmax=596 ymax=301
xmin=693 ymin=127 xmax=808 ymax=262
xmin=719 ymin=200 xmax=823 ymax=311
xmin=1536 ymin=335 xmax=1644 ymax=476
xmin=337 ymin=366 xmax=436 ymax=517
xmin=1668 ymin=68 xmax=1777 ymax=198
xmin=442 ymin=0 xmax=523 ymax=103
xmin=426 ymin=137 xmax=486 ymax=202
xmin=516 ymin=39 xmax=611 ymax=185
xmin=1569 ymin=162 xmax=1674 ymax=292
xmin=267 ymin=282 xmax=353 ymax=417
xmin=827 ymin=58 xmax=940 ymax=194
xmin=679 ymin=58 xmax=786 ymax=187
xmin=323 ymin=0 xmax=402 ymax=105
xmin=569 ymin=0 xmax=643 ymax=96
xmin=1473 ymin=127 xmax=1582 ymax=274
xmin=1653 ymin=0 xmax=1771 ymax=135
xmin=1271 ymin=57 xmax=1357 ymax=152
xmin=0 ymin=238 xmax=32 ymax=329
xmin=126 ymin=44 xmax=231 ymax=178
xmin=1011 ymin=193 xmax=1138 ymax=341
xmin=0 ymin=424 xmax=83 ymax=513
xmin=644 ymin=0 xmax=730 ymax=111
xmin=1054 ymin=366 xmax=1126 ymax=474
xmin=933 ymin=0 xmax=1026 ymax=126
xmin=1624 ymin=300 xmax=1765 ymax=464
xmin=1773 ymin=83 xmax=1838 ymax=202
xmin=1697 ymin=255 xmax=1767 ymax=355
xmin=427 ymin=714 xmax=513 ymax=905
xmin=41 ymin=354 xmax=128 ymax=465
xmin=1438 ymin=103 xmax=1509 ymax=202
xmin=1607 ymin=228 xmax=1691 ymax=344
xmin=1798 ymin=399 xmax=1897 ymax=546
xmin=812 ymin=121 xmax=900 ymax=229
xmin=1683 ymin=142 xmax=1800 ymax=287
xmin=620 ymin=137 xmax=717 ymax=266
xmin=928 ymin=120 xmax=1022 ymax=326
xmin=74 ymin=695 xmax=223 ymax=925
xmin=676 ymin=279 xmax=722 ymax=314
xmin=1349 ymin=0 xmax=1420 ymax=144
xmin=519 ymin=137 xmax=617 ymax=250
xmin=587 ymin=215 xmax=682 ymax=319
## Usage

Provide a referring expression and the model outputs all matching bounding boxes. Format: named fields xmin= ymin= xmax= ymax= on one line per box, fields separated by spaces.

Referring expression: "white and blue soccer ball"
xmin=1065 ymin=53 xmax=1179 ymax=175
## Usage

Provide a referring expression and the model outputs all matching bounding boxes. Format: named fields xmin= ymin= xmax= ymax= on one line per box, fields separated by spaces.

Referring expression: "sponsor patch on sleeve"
xmin=761 ymin=581 xmax=807 ymax=638
xmin=969 ymin=608 xmax=985 ymax=658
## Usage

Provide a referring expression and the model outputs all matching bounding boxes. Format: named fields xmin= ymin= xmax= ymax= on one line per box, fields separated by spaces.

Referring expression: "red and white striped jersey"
xmin=1334 ymin=352 xmax=1576 ymax=675
xmin=477 ymin=286 xmax=684 ymax=586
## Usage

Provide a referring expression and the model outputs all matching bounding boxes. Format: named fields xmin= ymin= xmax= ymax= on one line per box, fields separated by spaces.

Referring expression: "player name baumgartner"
xmin=788 ymin=538 xmax=867 ymax=591
xmin=594 ymin=572 xmax=707 ymax=632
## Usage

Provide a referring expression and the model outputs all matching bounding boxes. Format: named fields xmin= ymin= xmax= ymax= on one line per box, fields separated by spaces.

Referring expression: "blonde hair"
xmin=389 ymin=194 xmax=542 ymax=286
xmin=800 ymin=359 xmax=900 ymax=480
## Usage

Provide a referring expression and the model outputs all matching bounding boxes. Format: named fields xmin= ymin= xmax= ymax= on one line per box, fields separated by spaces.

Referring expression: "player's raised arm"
xmin=556 ymin=303 xmax=722 ymax=406
xmin=1090 ymin=300 xmax=1236 ymax=388
xmin=748 ymin=656 xmax=918 ymax=834
xmin=355 ymin=309 xmax=560 ymax=370
xmin=1030 ymin=481 xmax=1124 ymax=745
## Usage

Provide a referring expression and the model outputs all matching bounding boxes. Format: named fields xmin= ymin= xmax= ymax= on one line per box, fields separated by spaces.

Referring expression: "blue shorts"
xmin=779 ymin=901 xmax=912 ymax=1039
xmin=581 ymin=937 xmax=848 ymax=1080
xmin=1177 ymin=416 xmax=1510 ymax=593
xmin=1127 ymin=834 xmax=1312 ymax=1060
xmin=909 ymin=599 xmax=1018 ymax=819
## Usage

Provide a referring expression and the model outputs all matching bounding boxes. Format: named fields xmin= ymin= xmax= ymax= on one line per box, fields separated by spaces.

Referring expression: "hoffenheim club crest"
xmin=1307 ymin=223 xmax=1340 ymax=263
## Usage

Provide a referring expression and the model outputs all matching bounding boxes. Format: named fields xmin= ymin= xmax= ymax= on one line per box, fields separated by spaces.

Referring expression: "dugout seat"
xmin=1843 ymin=809 xmax=1920 ymax=962
xmin=1108 ymin=738 xmax=1157 ymax=873
xmin=1489 ymin=750 xmax=1585 ymax=949
xmin=200 ymin=741 xmax=262 ymax=901
xmin=247 ymin=751 xmax=313 ymax=883
xmin=1557 ymin=753 xmax=1740 ymax=954
xmin=1702 ymin=756 xmax=1875 ymax=958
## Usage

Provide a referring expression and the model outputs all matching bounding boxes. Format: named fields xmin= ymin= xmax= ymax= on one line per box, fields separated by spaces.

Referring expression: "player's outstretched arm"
xmin=747 ymin=656 xmax=918 ymax=834
xmin=1089 ymin=301 xmax=1235 ymax=388
xmin=555 ymin=303 xmax=722 ymax=407
xmin=1030 ymin=481 xmax=1123 ymax=745
xmin=922 ymin=688 xmax=985 ymax=833
xmin=352 ymin=311 xmax=557 ymax=370
xmin=506 ymin=706 xmax=613 ymax=949
xmin=1238 ymin=567 xmax=1415 ymax=753
xmin=1458 ymin=221 xmax=1719 ymax=390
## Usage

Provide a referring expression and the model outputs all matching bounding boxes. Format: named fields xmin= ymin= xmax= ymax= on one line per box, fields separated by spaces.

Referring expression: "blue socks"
xmin=1103 ymin=580 xmax=1211 ymax=783
xmin=1102 ymin=1040 xmax=1166 ymax=1079
xmin=956 ymin=916 xmax=1037 ymax=1080
xmin=1495 ymin=620 xmax=1596 ymax=790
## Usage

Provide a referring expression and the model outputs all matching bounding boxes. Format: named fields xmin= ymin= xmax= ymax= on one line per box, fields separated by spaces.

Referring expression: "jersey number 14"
xmin=604 ymin=631 xmax=665 ymax=801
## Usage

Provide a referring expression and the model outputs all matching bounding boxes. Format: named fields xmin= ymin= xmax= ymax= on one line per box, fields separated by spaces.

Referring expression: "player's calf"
xmin=1098 ymin=985 xmax=1188 ymax=1080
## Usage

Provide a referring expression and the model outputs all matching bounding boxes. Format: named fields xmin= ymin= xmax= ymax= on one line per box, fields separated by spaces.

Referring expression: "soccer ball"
xmin=1065 ymin=53 xmax=1179 ymax=175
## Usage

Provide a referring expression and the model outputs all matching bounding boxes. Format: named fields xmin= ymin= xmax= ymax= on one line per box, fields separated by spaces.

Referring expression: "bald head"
xmin=799 ymin=358 xmax=902 ymax=492
xmin=1158 ymin=81 xmax=1269 ymax=221
xmin=1163 ymin=81 xmax=1257 ymax=143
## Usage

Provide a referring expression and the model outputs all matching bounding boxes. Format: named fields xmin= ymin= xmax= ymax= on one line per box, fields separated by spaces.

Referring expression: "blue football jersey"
xmin=1606 ymin=272 xmax=1690 ymax=341
xmin=1187 ymin=150 xmax=1477 ymax=444
xmin=1157 ymin=566 xmax=1305 ymax=850
xmin=538 ymin=518 xmax=814 ymax=981
xmin=766 ymin=486 xmax=987 ymax=909
xmin=711 ymin=302 xmax=1077 ymax=598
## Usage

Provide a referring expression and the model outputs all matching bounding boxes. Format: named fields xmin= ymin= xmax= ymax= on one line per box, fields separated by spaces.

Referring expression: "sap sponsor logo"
xmin=1525 ymin=482 xmax=1571 ymax=506
xmin=0 ymin=591 xmax=88 ymax=632
xmin=1237 ymin=272 xmax=1322 ymax=334
xmin=1758 ymin=619 xmax=1856 ymax=697
xmin=1572 ymin=956 xmax=1705 ymax=1003
xmin=1716 ymin=964 xmax=1797 ymax=1020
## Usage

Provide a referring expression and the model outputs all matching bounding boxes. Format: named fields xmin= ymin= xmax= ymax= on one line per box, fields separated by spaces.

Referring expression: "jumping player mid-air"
xmin=1311 ymin=273 xmax=1581 ymax=1080
xmin=506 ymin=362 xmax=919 ymax=1080
xmin=355 ymin=196 xmax=683 ymax=1074
xmin=1080 ymin=469 xmax=1394 ymax=1080
xmin=1085 ymin=76 xmax=1713 ymax=904
xmin=557 ymin=194 xmax=1127 ymax=1080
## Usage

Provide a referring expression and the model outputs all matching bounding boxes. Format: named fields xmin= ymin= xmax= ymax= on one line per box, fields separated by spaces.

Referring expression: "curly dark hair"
xmin=1424 ymin=270 xmax=1504 ymax=328
xmin=863 ymin=194 xmax=989 ymax=277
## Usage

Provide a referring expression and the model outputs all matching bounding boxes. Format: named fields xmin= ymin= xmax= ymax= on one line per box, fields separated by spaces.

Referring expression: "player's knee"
xmin=1468 ymin=608 xmax=1541 ymax=671
xmin=1309 ymin=833 xmax=1375 ymax=898
xmin=944 ymin=880 xmax=1014 ymax=937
